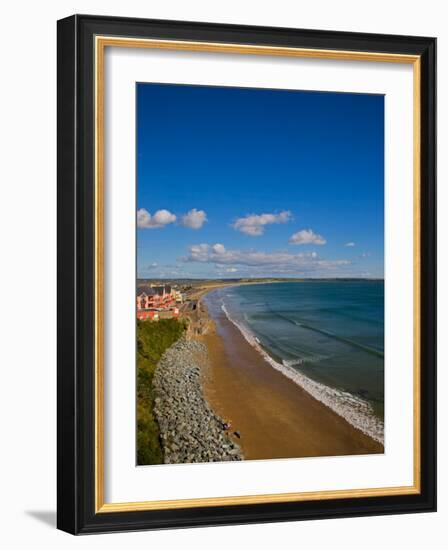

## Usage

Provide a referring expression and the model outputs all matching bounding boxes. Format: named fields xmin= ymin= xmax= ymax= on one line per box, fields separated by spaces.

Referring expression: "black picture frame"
xmin=57 ymin=14 xmax=436 ymax=534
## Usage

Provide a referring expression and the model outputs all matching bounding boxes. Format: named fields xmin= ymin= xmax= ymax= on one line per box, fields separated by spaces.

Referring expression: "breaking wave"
xmin=221 ymin=302 xmax=384 ymax=445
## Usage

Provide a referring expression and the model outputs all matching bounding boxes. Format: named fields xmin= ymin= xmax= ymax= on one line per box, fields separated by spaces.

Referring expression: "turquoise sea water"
xmin=204 ymin=281 xmax=384 ymax=443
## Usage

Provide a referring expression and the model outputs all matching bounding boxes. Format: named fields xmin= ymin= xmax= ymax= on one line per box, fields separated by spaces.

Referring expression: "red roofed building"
xmin=136 ymin=285 xmax=178 ymax=320
xmin=137 ymin=310 xmax=159 ymax=321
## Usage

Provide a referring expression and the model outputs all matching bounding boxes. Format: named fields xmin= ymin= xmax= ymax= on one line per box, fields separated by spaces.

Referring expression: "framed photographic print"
xmin=57 ymin=15 xmax=436 ymax=534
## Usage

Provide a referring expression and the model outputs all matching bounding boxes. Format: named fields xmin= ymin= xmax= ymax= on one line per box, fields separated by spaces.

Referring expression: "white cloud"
xmin=345 ymin=242 xmax=356 ymax=247
xmin=181 ymin=208 xmax=207 ymax=229
xmin=225 ymin=267 xmax=238 ymax=273
xmin=184 ymin=243 xmax=349 ymax=275
xmin=233 ymin=211 xmax=292 ymax=236
xmin=188 ymin=243 xmax=211 ymax=262
xmin=212 ymin=243 xmax=226 ymax=254
xmin=289 ymin=229 xmax=326 ymax=245
xmin=137 ymin=208 xmax=176 ymax=229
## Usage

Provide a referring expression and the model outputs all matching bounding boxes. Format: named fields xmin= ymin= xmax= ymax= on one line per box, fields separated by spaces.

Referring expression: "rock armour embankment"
xmin=153 ymin=338 xmax=243 ymax=464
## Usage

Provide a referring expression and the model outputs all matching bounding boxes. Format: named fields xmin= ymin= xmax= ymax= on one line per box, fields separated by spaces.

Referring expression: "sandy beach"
xmin=194 ymin=286 xmax=383 ymax=460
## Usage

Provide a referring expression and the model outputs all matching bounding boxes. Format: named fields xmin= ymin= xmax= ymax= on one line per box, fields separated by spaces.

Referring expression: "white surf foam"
xmin=282 ymin=354 xmax=328 ymax=367
xmin=220 ymin=303 xmax=384 ymax=445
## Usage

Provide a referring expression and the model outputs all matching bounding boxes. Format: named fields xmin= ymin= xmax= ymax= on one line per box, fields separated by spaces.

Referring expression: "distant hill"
xmin=137 ymin=277 xmax=384 ymax=286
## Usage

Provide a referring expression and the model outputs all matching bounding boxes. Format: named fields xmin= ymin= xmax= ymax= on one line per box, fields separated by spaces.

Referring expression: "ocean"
xmin=204 ymin=281 xmax=384 ymax=444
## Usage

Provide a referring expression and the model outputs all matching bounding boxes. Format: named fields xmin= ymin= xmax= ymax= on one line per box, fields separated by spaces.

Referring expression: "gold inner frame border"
xmin=94 ymin=36 xmax=421 ymax=513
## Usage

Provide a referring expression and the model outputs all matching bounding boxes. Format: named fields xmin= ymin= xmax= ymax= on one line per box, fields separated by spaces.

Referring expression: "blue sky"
xmin=137 ymin=83 xmax=384 ymax=279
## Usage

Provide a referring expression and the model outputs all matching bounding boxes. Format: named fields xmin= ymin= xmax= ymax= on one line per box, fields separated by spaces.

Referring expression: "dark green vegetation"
xmin=137 ymin=318 xmax=185 ymax=465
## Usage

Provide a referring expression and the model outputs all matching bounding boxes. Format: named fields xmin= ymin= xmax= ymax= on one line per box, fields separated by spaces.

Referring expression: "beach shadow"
xmin=26 ymin=510 xmax=56 ymax=528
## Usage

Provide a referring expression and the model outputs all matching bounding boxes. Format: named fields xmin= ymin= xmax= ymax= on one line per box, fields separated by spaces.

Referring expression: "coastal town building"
xmin=174 ymin=289 xmax=185 ymax=303
xmin=136 ymin=284 xmax=179 ymax=321
xmin=137 ymin=309 xmax=159 ymax=321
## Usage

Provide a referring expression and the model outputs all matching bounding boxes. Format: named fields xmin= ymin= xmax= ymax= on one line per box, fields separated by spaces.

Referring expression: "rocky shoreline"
xmin=153 ymin=338 xmax=243 ymax=464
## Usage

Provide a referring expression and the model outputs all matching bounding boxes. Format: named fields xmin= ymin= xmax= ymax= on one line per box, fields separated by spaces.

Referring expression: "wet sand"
xmin=198 ymin=300 xmax=383 ymax=460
